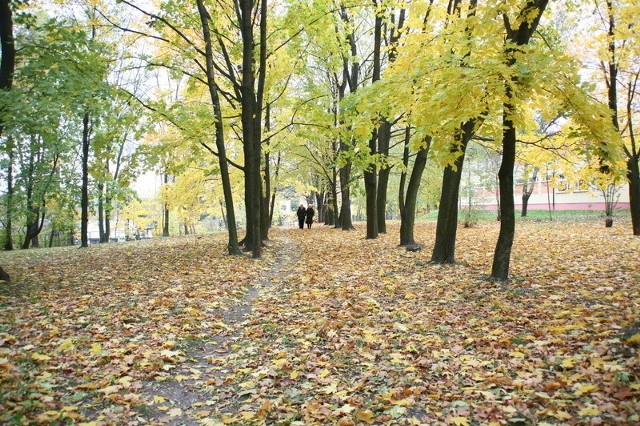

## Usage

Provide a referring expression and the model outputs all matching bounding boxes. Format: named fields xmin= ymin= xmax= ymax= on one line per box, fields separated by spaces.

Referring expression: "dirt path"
xmin=137 ymin=233 xmax=299 ymax=425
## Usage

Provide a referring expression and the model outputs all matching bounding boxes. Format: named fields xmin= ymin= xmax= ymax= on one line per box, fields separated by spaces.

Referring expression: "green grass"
xmin=419 ymin=208 xmax=630 ymax=222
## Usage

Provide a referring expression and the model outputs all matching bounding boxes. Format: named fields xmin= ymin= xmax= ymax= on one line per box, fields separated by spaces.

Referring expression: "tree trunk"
xmin=521 ymin=193 xmax=530 ymax=217
xmin=102 ymin=158 xmax=113 ymax=243
xmin=104 ymin=194 xmax=111 ymax=242
xmin=315 ymin=191 xmax=325 ymax=223
xmin=328 ymin=149 xmax=339 ymax=227
xmin=628 ymin=156 xmax=640 ymax=235
xmin=98 ymin=182 xmax=106 ymax=242
xmin=268 ymin=150 xmax=282 ymax=227
xmin=0 ymin=0 xmax=15 ymax=103
xmin=219 ymin=199 xmax=228 ymax=229
xmin=431 ymin=120 xmax=476 ymax=264
xmin=162 ymin=173 xmax=170 ymax=236
xmin=80 ymin=112 xmax=91 ymax=248
xmin=400 ymin=140 xmax=430 ymax=246
xmin=365 ymin=12 xmax=383 ymax=239
xmin=521 ymin=167 xmax=537 ymax=217
xmin=326 ymin=179 xmax=338 ymax=227
xmin=339 ymin=159 xmax=354 ymax=230
xmin=1 ymin=0 xmax=15 ymax=252
xmin=21 ymin=146 xmax=37 ymax=249
xmin=261 ymin=104 xmax=272 ymax=238
xmin=239 ymin=0 xmax=263 ymax=258
xmin=398 ymin=127 xmax=410 ymax=241
xmin=4 ymin=140 xmax=13 ymax=250
xmin=377 ymin=120 xmax=392 ymax=233
xmin=491 ymin=0 xmax=548 ymax=279
xmin=364 ymin=131 xmax=378 ymax=238
xmin=196 ymin=0 xmax=241 ymax=254
xmin=431 ymin=165 xmax=463 ymax=263
xmin=491 ymin=95 xmax=517 ymax=280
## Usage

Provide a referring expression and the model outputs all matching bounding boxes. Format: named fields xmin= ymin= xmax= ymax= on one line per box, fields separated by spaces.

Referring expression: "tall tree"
xmin=0 ymin=0 xmax=15 ymax=254
xmin=593 ymin=0 xmax=640 ymax=235
xmin=430 ymin=0 xmax=484 ymax=264
xmin=195 ymin=0 xmax=242 ymax=254
xmin=491 ymin=0 xmax=549 ymax=280
xmin=376 ymin=7 xmax=405 ymax=234
xmin=336 ymin=4 xmax=360 ymax=231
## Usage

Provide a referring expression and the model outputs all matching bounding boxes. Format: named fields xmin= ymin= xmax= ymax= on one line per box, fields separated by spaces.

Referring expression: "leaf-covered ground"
xmin=1 ymin=219 xmax=639 ymax=425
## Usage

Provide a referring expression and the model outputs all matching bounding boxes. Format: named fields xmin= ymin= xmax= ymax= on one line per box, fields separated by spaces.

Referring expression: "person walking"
xmin=296 ymin=204 xmax=306 ymax=229
xmin=305 ymin=205 xmax=315 ymax=229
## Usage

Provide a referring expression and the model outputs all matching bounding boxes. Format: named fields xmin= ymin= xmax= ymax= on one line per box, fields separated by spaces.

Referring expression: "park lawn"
xmin=0 ymin=219 xmax=639 ymax=425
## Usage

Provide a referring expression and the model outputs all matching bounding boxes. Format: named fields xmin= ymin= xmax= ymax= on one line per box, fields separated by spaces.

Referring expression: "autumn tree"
xmin=430 ymin=0 xmax=486 ymax=264
xmin=364 ymin=2 xmax=406 ymax=238
xmin=491 ymin=0 xmax=550 ymax=279
xmin=0 ymin=0 xmax=14 ymax=282
xmin=588 ymin=0 xmax=640 ymax=235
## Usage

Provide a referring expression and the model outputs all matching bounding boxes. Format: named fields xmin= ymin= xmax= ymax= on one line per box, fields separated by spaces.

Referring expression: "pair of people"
xmin=296 ymin=204 xmax=315 ymax=229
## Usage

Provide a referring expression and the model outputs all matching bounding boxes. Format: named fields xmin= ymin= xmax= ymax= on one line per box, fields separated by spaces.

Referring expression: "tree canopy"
xmin=0 ymin=0 xmax=638 ymax=277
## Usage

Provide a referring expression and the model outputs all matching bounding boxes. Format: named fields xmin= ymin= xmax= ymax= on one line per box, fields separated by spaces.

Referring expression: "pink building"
xmin=475 ymin=180 xmax=630 ymax=211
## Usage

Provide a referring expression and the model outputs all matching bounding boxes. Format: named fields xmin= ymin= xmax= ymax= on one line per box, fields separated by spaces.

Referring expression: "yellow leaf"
xmin=562 ymin=357 xmax=576 ymax=368
xmin=240 ymin=411 xmax=256 ymax=420
xmin=58 ymin=338 xmax=75 ymax=352
xmin=36 ymin=411 xmax=60 ymax=422
xmin=551 ymin=410 xmax=572 ymax=420
xmin=579 ymin=405 xmax=600 ymax=416
xmin=195 ymin=410 xmax=211 ymax=418
xmin=362 ymin=330 xmax=377 ymax=343
xmin=627 ymin=334 xmax=640 ymax=345
xmin=272 ymin=358 xmax=288 ymax=368
xmin=213 ymin=321 xmax=230 ymax=330
xmin=89 ymin=343 xmax=102 ymax=355
xmin=117 ymin=376 xmax=133 ymax=386
xmin=290 ymin=371 xmax=299 ymax=379
xmin=355 ymin=410 xmax=375 ymax=424
xmin=510 ymin=351 xmax=525 ymax=358
xmin=575 ymin=384 xmax=598 ymax=396
xmin=153 ymin=395 xmax=166 ymax=404
xmin=336 ymin=404 xmax=356 ymax=414
xmin=451 ymin=416 xmax=470 ymax=426
xmin=321 ymin=382 xmax=338 ymax=394
xmin=221 ymin=414 xmax=237 ymax=424
xmin=239 ymin=380 xmax=255 ymax=389
xmin=99 ymin=385 xmax=121 ymax=395
xmin=185 ymin=307 xmax=202 ymax=316
xmin=32 ymin=352 xmax=51 ymax=361
xmin=390 ymin=352 xmax=404 ymax=363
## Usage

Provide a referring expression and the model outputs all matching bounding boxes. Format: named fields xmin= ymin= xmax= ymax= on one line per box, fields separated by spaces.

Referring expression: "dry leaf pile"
xmin=0 ymin=219 xmax=639 ymax=425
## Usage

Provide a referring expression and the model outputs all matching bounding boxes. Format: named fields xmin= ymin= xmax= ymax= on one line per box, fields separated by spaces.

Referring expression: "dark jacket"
xmin=305 ymin=207 xmax=315 ymax=224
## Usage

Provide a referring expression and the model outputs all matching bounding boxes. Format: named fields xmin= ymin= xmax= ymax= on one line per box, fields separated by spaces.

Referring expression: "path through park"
xmin=138 ymin=233 xmax=302 ymax=425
